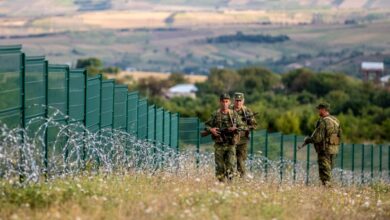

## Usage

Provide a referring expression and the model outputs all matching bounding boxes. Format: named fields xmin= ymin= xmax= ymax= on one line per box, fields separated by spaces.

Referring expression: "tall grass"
xmin=1 ymin=171 xmax=389 ymax=220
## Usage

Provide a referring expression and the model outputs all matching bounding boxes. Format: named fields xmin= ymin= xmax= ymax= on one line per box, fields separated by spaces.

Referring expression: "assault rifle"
xmin=201 ymin=127 xmax=241 ymax=144
xmin=244 ymin=112 xmax=258 ymax=126
xmin=200 ymin=127 xmax=243 ymax=138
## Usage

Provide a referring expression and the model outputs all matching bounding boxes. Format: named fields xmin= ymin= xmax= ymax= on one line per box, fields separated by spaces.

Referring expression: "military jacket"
xmin=205 ymin=109 xmax=247 ymax=145
xmin=308 ymin=115 xmax=341 ymax=154
xmin=233 ymin=106 xmax=257 ymax=142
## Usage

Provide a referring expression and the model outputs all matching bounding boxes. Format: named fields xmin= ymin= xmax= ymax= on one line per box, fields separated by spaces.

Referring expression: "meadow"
xmin=1 ymin=172 xmax=390 ymax=220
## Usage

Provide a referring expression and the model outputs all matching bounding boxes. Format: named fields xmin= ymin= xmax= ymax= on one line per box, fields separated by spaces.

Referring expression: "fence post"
xmin=153 ymin=106 xmax=157 ymax=142
xmin=97 ymin=74 xmax=103 ymax=167
xmin=82 ymin=69 xmax=88 ymax=163
xmin=168 ymin=112 xmax=172 ymax=147
xmin=162 ymin=109 xmax=165 ymax=146
xmin=153 ymin=106 xmax=157 ymax=166
xmin=352 ymin=144 xmax=355 ymax=183
xmin=306 ymin=144 xmax=310 ymax=185
xmin=176 ymin=113 xmax=180 ymax=152
xmin=387 ymin=145 xmax=390 ymax=177
xmin=21 ymin=53 xmax=26 ymax=130
xmin=379 ymin=145 xmax=382 ymax=178
xmin=146 ymin=103 xmax=149 ymax=140
xmin=111 ymin=83 xmax=115 ymax=130
xmin=340 ymin=143 xmax=344 ymax=183
xmin=361 ymin=144 xmax=365 ymax=184
xmin=19 ymin=53 xmax=26 ymax=183
xmin=370 ymin=144 xmax=374 ymax=181
xmin=250 ymin=129 xmax=254 ymax=171
xmin=196 ymin=118 xmax=200 ymax=168
xmin=44 ymin=60 xmax=49 ymax=177
xmin=293 ymin=135 xmax=297 ymax=182
xmin=265 ymin=130 xmax=269 ymax=178
xmin=125 ymin=91 xmax=129 ymax=133
xmin=280 ymin=134 xmax=284 ymax=183
xmin=64 ymin=66 xmax=70 ymax=164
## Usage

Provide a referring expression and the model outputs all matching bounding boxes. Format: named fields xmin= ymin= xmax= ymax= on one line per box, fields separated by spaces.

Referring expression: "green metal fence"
xmin=1 ymin=44 xmax=389 ymax=184
xmin=0 ymin=45 xmax=180 ymax=172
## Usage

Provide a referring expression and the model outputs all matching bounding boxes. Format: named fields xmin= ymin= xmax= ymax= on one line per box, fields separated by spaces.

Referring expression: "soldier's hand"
xmin=228 ymin=126 xmax=237 ymax=132
xmin=298 ymin=137 xmax=310 ymax=150
xmin=210 ymin=128 xmax=220 ymax=136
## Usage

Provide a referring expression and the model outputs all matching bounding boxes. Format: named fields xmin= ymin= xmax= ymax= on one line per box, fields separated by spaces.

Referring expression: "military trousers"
xmin=236 ymin=141 xmax=248 ymax=177
xmin=317 ymin=150 xmax=336 ymax=186
xmin=214 ymin=143 xmax=237 ymax=182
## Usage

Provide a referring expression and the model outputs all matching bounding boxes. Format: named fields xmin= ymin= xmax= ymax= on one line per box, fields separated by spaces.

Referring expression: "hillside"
xmin=1 ymin=0 xmax=390 ymax=76
xmin=2 ymin=0 xmax=390 ymax=18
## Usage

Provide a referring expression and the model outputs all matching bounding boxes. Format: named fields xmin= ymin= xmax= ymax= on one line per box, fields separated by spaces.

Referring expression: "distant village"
xmin=361 ymin=61 xmax=389 ymax=88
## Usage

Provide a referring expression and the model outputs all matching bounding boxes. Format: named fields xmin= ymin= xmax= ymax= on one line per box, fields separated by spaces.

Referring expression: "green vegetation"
xmin=76 ymin=57 xmax=120 ymax=76
xmin=137 ymin=67 xmax=390 ymax=143
xmin=207 ymin=32 xmax=290 ymax=44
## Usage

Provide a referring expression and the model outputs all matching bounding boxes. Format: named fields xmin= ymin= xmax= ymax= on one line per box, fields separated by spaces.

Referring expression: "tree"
xmin=325 ymin=90 xmax=350 ymax=114
xmin=275 ymin=111 xmax=301 ymax=134
xmin=76 ymin=57 xmax=103 ymax=76
xmin=238 ymin=67 xmax=280 ymax=92
xmin=167 ymin=72 xmax=188 ymax=86
xmin=138 ymin=76 xmax=169 ymax=97
xmin=76 ymin=57 xmax=121 ymax=76
xmin=196 ymin=68 xmax=240 ymax=95
xmin=282 ymin=68 xmax=314 ymax=93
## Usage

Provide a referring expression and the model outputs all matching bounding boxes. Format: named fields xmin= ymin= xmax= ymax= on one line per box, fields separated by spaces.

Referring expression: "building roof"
xmin=361 ymin=62 xmax=384 ymax=71
xmin=168 ymin=84 xmax=198 ymax=93
xmin=381 ymin=75 xmax=390 ymax=83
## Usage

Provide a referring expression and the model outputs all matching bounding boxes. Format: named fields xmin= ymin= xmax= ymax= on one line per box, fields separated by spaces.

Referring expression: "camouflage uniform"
xmin=205 ymin=102 xmax=246 ymax=182
xmin=305 ymin=104 xmax=341 ymax=186
xmin=232 ymin=93 xmax=257 ymax=177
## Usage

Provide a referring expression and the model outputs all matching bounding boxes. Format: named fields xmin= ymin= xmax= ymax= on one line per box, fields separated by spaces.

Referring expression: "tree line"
xmin=77 ymin=57 xmax=390 ymax=143
xmin=140 ymin=67 xmax=390 ymax=144
xmin=206 ymin=32 xmax=290 ymax=44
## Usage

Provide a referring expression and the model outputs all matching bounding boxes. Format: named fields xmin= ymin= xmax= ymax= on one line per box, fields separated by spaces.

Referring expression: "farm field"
xmin=1 ymin=1 xmax=390 ymax=76
xmin=2 ymin=19 xmax=390 ymax=76
xmin=105 ymin=71 xmax=208 ymax=84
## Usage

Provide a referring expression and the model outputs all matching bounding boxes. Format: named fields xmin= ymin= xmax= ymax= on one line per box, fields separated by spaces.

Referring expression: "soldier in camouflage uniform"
xmin=205 ymin=93 xmax=247 ymax=182
xmin=300 ymin=103 xmax=341 ymax=186
xmin=232 ymin=92 xmax=257 ymax=178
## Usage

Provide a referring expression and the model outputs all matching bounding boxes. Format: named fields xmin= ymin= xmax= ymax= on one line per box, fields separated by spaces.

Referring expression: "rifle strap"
xmin=217 ymin=110 xmax=222 ymax=129
xmin=323 ymin=118 xmax=327 ymax=146
xmin=228 ymin=109 xmax=234 ymax=126
xmin=242 ymin=106 xmax=248 ymax=121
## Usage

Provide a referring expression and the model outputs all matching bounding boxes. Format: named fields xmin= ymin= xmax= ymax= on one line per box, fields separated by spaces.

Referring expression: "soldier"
xmin=300 ymin=103 xmax=341 ymax=186
xmin=205 ymin=93 xmax=246 ymax=182
xmin=232 ymin=92 xmax=257 ymax=178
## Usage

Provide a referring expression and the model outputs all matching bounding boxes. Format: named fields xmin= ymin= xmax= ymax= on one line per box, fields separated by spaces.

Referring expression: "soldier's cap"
xmin=220 ymin=93 xmax=230 ymax=100
xmin=234 ymin=92 xmax=244 ymax=100
xmin=316 ymin=102 xmax=330 ymax=110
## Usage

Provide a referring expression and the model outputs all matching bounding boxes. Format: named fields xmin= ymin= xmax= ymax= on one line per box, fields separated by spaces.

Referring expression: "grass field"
xmin=1 ymin=172 xmax=389 ymax=220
